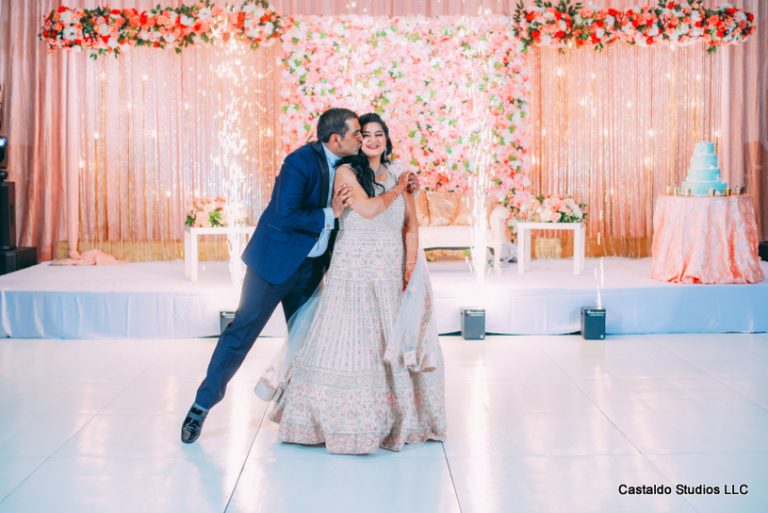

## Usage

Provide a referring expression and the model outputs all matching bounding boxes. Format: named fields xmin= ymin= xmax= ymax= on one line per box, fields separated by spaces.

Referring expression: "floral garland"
xmin=512 ymin=0 xmax=754 ymax=52
xmin=40 ymin=0 xmax=291 ymax=59
xmin=281 ymin=16 xmax=531 ymax=210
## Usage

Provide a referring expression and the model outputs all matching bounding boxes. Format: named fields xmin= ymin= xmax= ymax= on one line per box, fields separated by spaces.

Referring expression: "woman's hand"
xmin=394 ymin=172 xmax=411 ymax=194
xmin=405 ymin=172 xmax=420 ymax=194
xmin=403 ymin=261 xmax=416 ymax=290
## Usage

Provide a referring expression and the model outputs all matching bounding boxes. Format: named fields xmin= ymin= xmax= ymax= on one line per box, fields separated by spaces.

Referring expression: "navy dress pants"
xmin=194 ymin=257 xmax=325 ymax=409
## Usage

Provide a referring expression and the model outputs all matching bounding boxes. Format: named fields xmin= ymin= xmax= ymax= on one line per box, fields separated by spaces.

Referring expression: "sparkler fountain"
xmin=211 ymin=37 xmax=254 ymax=285
xmin=466 ymin=37 xmax=496 ymax=283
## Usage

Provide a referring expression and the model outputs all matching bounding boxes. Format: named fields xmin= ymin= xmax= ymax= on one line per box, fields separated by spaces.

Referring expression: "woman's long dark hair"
xmin=335 ymin=113 xmax=394 ymax=198
xmin=336 ymin=153 xmax=383 ymax=198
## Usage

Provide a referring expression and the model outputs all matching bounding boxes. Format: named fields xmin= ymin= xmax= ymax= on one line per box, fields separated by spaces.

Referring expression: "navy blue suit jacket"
xmin=242 ymin=142 xmax=333 ymax=285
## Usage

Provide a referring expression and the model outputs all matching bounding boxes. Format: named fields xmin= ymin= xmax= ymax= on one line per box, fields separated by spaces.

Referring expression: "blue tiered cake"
xmin=681 ymin=141 xmax=727 ymax=196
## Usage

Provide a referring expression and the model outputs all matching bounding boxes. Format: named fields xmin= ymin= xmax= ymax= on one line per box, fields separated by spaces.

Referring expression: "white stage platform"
xmin=1 ymin=258 xmax=767 ymax=338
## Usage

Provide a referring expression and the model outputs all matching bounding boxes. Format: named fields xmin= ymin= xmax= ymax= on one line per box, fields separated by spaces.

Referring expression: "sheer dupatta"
xmin=383 ymin=246 xmax=440 ymax=372
xmin=253 ymin=280 xmax=323 ymax=401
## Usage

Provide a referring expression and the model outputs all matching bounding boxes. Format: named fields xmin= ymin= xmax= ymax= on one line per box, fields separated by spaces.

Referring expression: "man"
xmin=181 ymin=107 xmax=360 ymax=443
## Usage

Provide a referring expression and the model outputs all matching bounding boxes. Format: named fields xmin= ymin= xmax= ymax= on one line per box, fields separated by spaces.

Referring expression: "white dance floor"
xmin=2 ymin=258 xmax=767 ymax=338
xmin=1 ymin=333 xmax=767 ymax=513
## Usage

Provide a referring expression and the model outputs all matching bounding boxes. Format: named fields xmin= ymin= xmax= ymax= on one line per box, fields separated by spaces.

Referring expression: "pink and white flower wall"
xmin=280 ymin=16 xmax=532 ymax=211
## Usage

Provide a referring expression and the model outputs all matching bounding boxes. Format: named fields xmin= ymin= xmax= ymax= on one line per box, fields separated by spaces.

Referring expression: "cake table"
xmin=651 ymin=195 xmax=764 ymax=284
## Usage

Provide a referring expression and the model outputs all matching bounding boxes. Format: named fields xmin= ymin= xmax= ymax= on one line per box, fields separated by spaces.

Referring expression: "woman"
xmin=256 ymin=113 xmax=446 ymax=454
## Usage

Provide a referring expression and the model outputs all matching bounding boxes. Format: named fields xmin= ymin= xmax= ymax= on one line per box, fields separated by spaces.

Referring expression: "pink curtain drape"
xmin=1 ymin=0 xmax=766 ymax=262
xmin=0 ymin=0 xmax=72 ymax=261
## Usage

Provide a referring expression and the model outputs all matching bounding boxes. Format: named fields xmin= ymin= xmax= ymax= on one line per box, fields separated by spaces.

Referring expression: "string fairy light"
xmin=532 ymin=43 xmax=722 ymax=258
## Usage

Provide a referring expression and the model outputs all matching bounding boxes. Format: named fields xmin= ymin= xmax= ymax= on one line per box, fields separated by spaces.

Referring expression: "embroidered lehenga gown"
xmin=261 ymin=168 xmax=446 ymax=454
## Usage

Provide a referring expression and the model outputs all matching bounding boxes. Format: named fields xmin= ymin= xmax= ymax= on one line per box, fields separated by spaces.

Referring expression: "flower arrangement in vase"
xmin=524 ymin=194 xmax=587 ymax=223
xmin=185 ymin=197 xmax=228 ymax=228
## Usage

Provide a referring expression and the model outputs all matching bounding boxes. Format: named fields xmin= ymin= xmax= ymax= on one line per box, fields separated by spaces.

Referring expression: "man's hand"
xmin=405 ymin=172 xmax=421 ymax=194
xmin=332 ymin=184 xmax=352 ymax=218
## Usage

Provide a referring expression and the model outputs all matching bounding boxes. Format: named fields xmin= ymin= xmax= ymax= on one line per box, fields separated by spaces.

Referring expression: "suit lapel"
xmin=311 ymin=142 xmax=330 ymax=207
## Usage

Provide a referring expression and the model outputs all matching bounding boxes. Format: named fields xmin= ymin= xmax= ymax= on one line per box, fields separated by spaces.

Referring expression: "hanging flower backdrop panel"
xmin=281 ymin=16 xmax=532 ymax=210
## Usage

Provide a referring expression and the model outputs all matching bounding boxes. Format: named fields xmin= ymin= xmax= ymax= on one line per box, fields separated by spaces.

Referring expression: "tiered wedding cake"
xmin=681 ymin=141 xmax=727 ymax=196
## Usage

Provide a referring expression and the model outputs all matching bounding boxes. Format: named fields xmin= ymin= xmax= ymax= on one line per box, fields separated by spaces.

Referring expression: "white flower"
xmin=558 ymin=20 xmax=567 ymax=31
xmin=691 ymin=27 xmax=704 ymax=37
xmin=735 ymin=12 xmax=746 ymax=22
xmin=63 ymin=26 xmax=78 ymax=40
xmin=180 ymin=15 xmax=194 ymax=27
xmin=263 ymin=22 xmax=274 ymax=36
xmin=606 ymin=15 xmax=615 ymax=26
xmin=138 ymin=30 xmax=151 ymax=41
xmin=60 ymin=10 xmax=74 ymax=25
xmin=99 ymin=23 xmax=111 ymax=36
xmin=649 ymin=25 xmax=660 ymax=37
xmin=198 ymin=7 xmax=212 ymax=21
xmin=107 ymin=37 xmax=119 ymax=49
xmin=566 ymin=199 xmax=582 ymax=219
xmin=691 ymin=11 xmax=701 ymax=22
xmin=596 ymin=28 xmax=605 ymax=39
xmin=243 ymin=3 xmax=265 ymax=16
xmin=163 ymin=33 xmax=176 ymax=43
xmin=677 ymin=23 xmax=690 ymax=35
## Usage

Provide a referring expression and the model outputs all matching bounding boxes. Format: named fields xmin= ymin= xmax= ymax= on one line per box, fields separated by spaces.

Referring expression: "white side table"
xmin=517 ymin=222 xmax=585 ymax=275
xmin=184 ymin=226 xmax=255 ymax=281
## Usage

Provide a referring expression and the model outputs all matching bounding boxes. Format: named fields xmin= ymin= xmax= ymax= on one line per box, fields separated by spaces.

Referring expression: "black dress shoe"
xmin=181 ymin=406 xmax=208 ymax=444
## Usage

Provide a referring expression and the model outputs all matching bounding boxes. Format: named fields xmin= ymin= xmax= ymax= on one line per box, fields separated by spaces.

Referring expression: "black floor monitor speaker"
xmin=581 ymin=307 xmax=606 ymax=340
xmin=759 ymin=241 xmax=768 ymax=262
xmin=461 ymin=308 xmax=486 ymax=340
xmin=220 ymin=310 xmax=236 ymax=334
xmin=0 ymin=247 xmax=37 ymax=275
xmin=0 ymin=181 xmax=16 ymax=250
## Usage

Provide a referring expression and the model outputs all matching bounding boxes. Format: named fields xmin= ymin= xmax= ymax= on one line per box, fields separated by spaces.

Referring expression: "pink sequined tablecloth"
xmin=651 ymin=195 xmax=764 ymax=284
